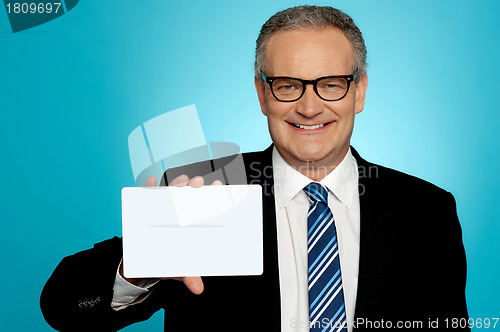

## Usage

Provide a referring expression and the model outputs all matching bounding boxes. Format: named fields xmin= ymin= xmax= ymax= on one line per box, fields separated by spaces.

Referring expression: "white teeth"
xmin=295 ymin=123 xmax=325 ymax=130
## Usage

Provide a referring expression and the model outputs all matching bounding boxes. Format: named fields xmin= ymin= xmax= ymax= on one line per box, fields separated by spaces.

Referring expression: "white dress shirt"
xmin=112 ymin=147 xmax=361 ymax=332
xmin=273 ymin=147 xmax=360 ymax=332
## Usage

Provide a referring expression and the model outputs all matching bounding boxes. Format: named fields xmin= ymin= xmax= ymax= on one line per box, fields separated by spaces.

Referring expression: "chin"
xmin=295 ymin=149 xmax=330 ymax=164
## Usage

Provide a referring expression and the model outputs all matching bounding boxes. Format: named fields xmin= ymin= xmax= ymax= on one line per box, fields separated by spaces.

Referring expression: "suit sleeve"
xmin=40 ymin=237 xmax=164 ymax=331
xmin=431 ymin=191 xmax=470 ymax=328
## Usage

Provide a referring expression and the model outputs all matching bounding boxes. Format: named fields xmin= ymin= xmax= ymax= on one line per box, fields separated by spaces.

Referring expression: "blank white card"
xmin=121 ymin=185 xmax=263 ymax=278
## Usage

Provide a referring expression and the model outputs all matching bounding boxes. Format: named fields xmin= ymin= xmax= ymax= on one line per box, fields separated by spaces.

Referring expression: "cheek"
xmin=332 ymin=98 xmax=356 ymax=120
xmin=268 ymin=115 xmax=287 ymax=136
xmin=267 ymin=113 xmax=291 ymax=143
xmin=266 ymin=103 xmax=291 ymax=120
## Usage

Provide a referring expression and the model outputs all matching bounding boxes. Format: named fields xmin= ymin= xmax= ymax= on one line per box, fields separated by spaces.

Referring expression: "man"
xmin=40 ymin=5 xmax=469 ymax=331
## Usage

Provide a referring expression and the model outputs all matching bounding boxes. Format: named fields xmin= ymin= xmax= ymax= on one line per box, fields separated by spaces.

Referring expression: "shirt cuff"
xmin=111 ymin=259 xmax=159 ymax=310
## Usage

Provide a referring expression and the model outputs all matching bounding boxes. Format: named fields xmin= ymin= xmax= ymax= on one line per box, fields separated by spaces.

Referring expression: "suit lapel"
xmin=243 ymin=145 xmax=282 ymax=330
xmin=351 ymin=148 xmax=401 ymax=324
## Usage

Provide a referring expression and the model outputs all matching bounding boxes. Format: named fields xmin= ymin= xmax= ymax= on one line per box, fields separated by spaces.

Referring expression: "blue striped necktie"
xmin=303 ymin=182 xmax=347 ymax=332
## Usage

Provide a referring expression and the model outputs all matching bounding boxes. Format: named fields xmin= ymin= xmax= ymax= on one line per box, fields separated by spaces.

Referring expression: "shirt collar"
xmin=272 ymin=147 xmax=358 ymax=209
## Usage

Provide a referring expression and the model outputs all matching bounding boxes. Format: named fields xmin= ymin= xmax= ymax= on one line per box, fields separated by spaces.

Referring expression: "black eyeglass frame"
xmin=262 ymin=73 xmax=357 ymax=102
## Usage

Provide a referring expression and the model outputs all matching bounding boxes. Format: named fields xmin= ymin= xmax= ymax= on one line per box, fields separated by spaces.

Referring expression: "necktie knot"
xmin=303 ymin=182 xmax=329 ymax=204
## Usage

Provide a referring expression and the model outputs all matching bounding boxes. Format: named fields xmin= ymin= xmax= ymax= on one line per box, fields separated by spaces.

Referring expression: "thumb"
xmin=145 ymin=176 xmax=157 ymax=187
xmin=182 ymin=276 xmax=204 ymax=295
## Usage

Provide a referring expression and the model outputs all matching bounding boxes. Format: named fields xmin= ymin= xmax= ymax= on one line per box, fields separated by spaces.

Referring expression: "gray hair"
xmin=255 ymin=5 xmax=367 ymax=80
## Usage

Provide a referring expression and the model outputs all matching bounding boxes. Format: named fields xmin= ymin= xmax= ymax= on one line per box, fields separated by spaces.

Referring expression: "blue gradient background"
xmin=1 ymin=1 xmax=499 ymax=331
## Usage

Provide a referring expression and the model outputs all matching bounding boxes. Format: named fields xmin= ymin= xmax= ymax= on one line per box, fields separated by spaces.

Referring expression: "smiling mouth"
xmin=290 ymin=122 xmax=331 ymax=130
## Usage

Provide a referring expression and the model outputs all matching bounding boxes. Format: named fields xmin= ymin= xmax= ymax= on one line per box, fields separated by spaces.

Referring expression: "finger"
xmin=182 ymin=276 xmax=204 ymax=295
xmin=187 ymin=176 xmax=204 ymax=188
xmin=169 ymin=174 xmax=189 ymax=187
xmin=211 ymin=180 xmax=223 ymax=186
xmin=145 ymin=176 xmax=157 ymax=187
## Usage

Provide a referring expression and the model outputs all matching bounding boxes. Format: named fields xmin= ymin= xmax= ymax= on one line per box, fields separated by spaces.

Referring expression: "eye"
xmin=325 ymin=83 xmax=340 ymax=89
xmin=318 ymin=78 xmax=347 ymax=91
xmin=273 ymin=79 xmax=302 ymax=95
xmin=281 ymin=84 xmax=296 ymax=90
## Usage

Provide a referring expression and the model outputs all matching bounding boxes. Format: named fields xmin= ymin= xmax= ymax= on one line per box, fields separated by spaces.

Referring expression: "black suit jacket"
xmin=40 ymin=146 xmax=469 ymax=331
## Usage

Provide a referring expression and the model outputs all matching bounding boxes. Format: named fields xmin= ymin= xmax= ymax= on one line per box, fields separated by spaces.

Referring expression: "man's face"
xmin=255 ymin=27 xmax=368 ymax=174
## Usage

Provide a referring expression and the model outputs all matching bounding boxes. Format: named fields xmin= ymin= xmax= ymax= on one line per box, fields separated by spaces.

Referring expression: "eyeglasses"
xmin=262 ymin=72 xmax=357 ymax=102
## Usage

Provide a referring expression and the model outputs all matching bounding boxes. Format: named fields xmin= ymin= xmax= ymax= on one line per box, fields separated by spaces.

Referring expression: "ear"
xmin=354 ymin=74 xmax=368 ymax=114
xmin=254 ymin=76 xmax=268 ymax=116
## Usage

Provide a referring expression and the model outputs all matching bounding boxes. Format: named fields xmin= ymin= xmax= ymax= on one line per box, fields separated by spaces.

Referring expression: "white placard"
xmin=121 ymin=185 xmax=263 ymax=277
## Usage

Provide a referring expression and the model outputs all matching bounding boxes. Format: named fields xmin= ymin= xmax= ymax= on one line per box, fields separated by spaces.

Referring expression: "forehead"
xmin=264 ymin=27 xmax=353 ymax=78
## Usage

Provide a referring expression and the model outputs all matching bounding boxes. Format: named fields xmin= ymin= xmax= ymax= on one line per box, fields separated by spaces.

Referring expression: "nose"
xmin=295 ymin=84 xmax=324 ymax=118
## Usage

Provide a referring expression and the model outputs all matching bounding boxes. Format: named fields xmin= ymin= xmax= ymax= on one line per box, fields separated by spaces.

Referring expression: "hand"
xmin=122 ymin=174 xmax=223 ymax=295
